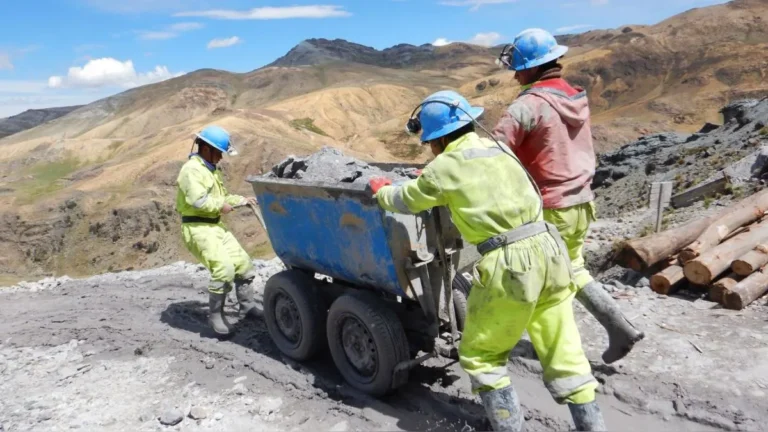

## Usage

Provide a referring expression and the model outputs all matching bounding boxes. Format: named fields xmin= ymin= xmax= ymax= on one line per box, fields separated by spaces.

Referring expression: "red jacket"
xmin=492 ymin=78 xmax=596 ymax=209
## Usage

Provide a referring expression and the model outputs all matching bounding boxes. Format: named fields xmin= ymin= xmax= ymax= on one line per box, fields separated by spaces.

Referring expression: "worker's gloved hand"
xmin=221 ymin=203 xmax=234 ymax=214
xmin=415 ymin=169 xmax=423 ymax=176
xmin=368 ymin=177 xmax=392 ymax=195
xmin=246 ymin=197 xmax=258 ymax=207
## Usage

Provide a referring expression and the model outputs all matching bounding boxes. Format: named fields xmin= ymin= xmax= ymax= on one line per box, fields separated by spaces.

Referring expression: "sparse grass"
xmin=724 ymin=183 xmax=745 ymax=199
xmin=703 ymin=196 xmax=714 ymax=209
xmin=682 ymin=147 xmax=707 ymax=156
xmin=289 ymin=118 xmax=330 ymax=137
xmin=16 ymin=157 xmax=82 ymax=202
xmin=637 ymin=224 xmax=655 ymax=237
xmin=760 ymin=126 xmax=768 ymax=136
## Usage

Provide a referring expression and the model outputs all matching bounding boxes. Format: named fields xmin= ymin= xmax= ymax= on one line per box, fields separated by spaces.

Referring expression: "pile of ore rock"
xmin=264 ymin=147 xmax=419 ymax=185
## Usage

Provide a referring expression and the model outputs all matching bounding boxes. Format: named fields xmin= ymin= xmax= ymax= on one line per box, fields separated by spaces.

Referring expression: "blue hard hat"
xmin=499 ymin=28 xmax=568 ymax=71
xmin=418 ymin=90 xmax=484 ymax=142
xmin=195 ymin=125 xmax=237 ymax=156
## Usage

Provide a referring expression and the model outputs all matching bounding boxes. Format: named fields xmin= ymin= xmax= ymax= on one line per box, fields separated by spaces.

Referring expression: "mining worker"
xmin=368 ymin=90 xmax=605 ymax=431
xmin=493 ymin=28 xmax=645 ymax=364
xmin=175 ymin=125 xmax=260 ymax=336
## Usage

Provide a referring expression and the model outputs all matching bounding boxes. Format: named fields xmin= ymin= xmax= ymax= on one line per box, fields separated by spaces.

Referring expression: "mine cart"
xmin=246 ymin=165 xmax=480 ymax=396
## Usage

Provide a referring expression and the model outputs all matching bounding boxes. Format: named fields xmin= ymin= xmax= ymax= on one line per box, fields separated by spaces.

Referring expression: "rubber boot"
xmin=234 ymin=277 xmax=261 ymax=319
xmin=568 ymin=401 xmax=606 ymax=431
xmin=479 ymin=386 xmax=524 ymax=432
xmin=577 ymin=281 xmax=645 ymax=364
xmin=208 ymin=292 xmax=232 ymax=336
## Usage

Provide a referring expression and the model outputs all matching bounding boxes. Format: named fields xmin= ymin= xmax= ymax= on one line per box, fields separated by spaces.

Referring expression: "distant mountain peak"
xmin=265 ymin=38 xmax=452 ymax=69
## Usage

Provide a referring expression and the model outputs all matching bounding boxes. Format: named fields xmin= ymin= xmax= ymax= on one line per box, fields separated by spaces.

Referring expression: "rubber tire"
xmin=263 ymin=270 xmax=326 ymax=362
xmin=452 ymin=273 xmax=472 ymax=332
xmin=326 ymin=292 xmax=410 ymax=397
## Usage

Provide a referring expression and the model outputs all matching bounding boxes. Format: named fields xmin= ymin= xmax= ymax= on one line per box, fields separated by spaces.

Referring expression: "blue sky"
xmin=0 ymin=0 xmax=728 ymax=118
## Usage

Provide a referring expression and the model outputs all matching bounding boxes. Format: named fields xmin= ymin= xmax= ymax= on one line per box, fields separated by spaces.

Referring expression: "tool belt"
xmin=181 ymin=215 xmax=220 ymax=224
xmin=476 ymin=221 xmax=574 ymax=278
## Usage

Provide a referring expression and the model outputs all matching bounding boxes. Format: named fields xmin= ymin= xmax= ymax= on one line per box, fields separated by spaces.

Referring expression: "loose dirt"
xmin=2 ymin=253 xmax=766 ymax=431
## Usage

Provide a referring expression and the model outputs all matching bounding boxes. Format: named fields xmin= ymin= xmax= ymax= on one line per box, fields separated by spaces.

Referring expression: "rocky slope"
xmin=593 ymin=98 xmax=768 ymax=218
xmin=2 ymin=0 xmax=768 ymax=281
xmin=0 ymin=106 xmax=82 ymax=139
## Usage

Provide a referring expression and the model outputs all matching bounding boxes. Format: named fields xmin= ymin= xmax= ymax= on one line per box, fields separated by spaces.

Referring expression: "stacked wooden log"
xmin=615 ymin=188 xmax=768 ymax=310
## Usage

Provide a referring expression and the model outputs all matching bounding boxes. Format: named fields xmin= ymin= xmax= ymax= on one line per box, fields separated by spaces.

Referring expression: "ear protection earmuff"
xmin=405 ymin=98 xmax=462 ymax=136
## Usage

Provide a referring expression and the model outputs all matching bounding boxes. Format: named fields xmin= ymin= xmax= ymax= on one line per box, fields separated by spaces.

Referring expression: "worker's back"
xmin=420 ymin=131 xmax=541 ymax=245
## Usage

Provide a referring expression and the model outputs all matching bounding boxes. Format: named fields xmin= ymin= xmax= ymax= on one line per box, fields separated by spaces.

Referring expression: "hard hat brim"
xmin=511 ymin=45 xmax=569 ymax=71
xmin=194 ymin=133 xmax=231 ymax=155
xmin=421 ymin=106 xmax=484 ymax=142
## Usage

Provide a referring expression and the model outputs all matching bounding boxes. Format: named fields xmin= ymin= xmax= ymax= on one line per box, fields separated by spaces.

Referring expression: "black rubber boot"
xmin=234 ymin=276 xmax=261 ymax=319
xmin=479 ymin=386 xmax=524 ymax=432
xmin=568 ymin=401 xmax=606 ymax=431
xmin=577 ymin=281 xmax=645 ymax=364
xmin=208 ymin=292 xmax=233 ymax=336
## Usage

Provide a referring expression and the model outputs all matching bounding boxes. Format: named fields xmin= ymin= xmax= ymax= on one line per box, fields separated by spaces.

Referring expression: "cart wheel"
xmin=326 ymin=292 xmax=409 ymax=396
xmin=452 ymin=273 xmax=472 ymax=331
xmin=264 ymin=270 xmax=326 ymax=361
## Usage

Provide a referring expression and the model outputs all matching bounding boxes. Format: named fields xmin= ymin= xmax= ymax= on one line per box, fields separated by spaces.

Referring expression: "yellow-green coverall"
xmin=544 ymin=203 xmax=596 ymax=290
xmin=376 ymin=132 xmax=598 ymax=405
xmin=176 ymin=155 xmax=256 ymax=294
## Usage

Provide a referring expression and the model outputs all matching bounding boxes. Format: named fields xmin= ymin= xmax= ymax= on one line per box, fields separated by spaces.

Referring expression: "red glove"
xmin=415 ymin=169 xmax=423 ymax=176
xmin=368 ymin=177 xmax=392 ymax=194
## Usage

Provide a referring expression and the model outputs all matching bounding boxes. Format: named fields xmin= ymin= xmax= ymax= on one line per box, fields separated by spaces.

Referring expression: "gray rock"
xmin=188 ymin=407 xmax=208 ymax=420
xmin=258 ymin=397 xmax=283 ymax=416
xmin=232 ymin=383 xmax=248 ymax=395
xmin=159 ymin=409 xmax=184 ymax=426
xmin=330 ymin=421 xmax=349 ymax=431
xmin=637 ymin=277 xmax=650 ymax=288
xmin=214 ymin=412 xmax=224 ymax=421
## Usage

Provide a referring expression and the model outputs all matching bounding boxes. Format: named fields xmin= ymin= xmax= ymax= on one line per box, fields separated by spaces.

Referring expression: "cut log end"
xmin=684 ymin=261 xmax=714 ymax=286
xmin=651 ymin=265 xmax=685 ymax=295
xmin=732 ymin=260 xmax=756 ymax=276
xmin=724 ymin=292 xmax=746 ymax=310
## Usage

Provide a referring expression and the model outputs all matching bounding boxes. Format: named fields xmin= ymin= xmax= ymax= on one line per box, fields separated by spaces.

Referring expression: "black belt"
xmin=181 ymin=215 xmax=220 ymax=224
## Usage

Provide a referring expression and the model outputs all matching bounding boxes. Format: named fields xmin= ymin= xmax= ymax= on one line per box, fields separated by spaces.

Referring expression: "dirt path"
xmin=1 ymin=259 xmax=766 ymax=431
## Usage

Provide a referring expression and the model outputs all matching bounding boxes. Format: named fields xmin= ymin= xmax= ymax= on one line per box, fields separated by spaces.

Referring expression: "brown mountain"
xmin=1 ymin=0 xmax=767 ymax=282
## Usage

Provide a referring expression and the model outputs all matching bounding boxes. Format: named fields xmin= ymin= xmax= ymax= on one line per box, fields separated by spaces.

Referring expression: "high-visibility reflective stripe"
xmin=392 ymin=188 xmax=415 ymax=214
xmin=545 ymin=374 xmax=597 ymax=399
xmin=193 ymin=194 xmax=209 ymax=209
xmin=462 ymin=147 xmax=503 ymax=160
xmin=208 ymin=280 xmax=226 ymax=294
xmin=469 ymin=366 xmax=509 ymax=389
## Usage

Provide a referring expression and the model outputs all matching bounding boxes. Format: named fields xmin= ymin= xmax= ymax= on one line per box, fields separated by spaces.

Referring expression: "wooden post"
xmin=650 ymin=181 xmax=673 ymax=233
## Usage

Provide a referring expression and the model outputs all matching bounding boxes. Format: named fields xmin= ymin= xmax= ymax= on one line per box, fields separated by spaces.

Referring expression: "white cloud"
xmin=137 ymin=31 xmax=178 ymax=40
xmin=555 ymin=24 xmax=594 ymax=33
xmin=432 ymin=38 xmax=452 ymax=47
xmin=47 ymin=58 xmax=184 ymax=89
xmin=136 ymin=21 xmax=204 ymax=40
xmin=468 ymin=32 xmax=502 ymax=47
xmin=439 ymin=0 xmax=517 ymax=11
xmin=175 ymin=5 xmax=351 ymax=20
xmin=207 ymin=36 xmax=243 ymax=49
xmin=170 ymin=22 xmax=204 ymax=31
xmin=0 ymin=52 xmax=12 ymax=70
xmin=433 ymin=32 xmax=503 ymax=47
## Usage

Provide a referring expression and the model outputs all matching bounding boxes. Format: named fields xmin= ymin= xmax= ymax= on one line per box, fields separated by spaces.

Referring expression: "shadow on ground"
xmin=160 ymin=300 xmax=490 ymax=431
